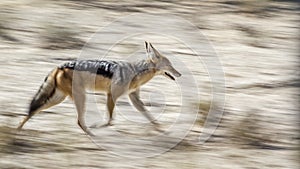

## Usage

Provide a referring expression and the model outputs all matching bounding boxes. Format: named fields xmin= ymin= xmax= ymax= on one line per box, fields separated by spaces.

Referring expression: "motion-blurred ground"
xmin=0 ymin=0 xmax=299 ymax=168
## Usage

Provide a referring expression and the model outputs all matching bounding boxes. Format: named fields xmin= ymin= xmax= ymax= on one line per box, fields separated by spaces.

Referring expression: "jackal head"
xmin=145 ymin=41 xmax=181 ymax=81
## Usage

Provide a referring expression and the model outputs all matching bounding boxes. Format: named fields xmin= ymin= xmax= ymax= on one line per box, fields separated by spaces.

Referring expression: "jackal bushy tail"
xmin=17 ymin=68 xmax=66 ymax=130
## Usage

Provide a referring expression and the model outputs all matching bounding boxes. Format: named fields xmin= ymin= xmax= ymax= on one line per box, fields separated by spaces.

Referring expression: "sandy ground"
xmin=0 ymin=0 xmax=299 ymax=168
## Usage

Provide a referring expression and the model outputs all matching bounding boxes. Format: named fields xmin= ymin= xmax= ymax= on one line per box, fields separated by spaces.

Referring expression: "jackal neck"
xmin=133 ymin=59 xmax=156 ymax=75
xmin=129 ymin=59 xmax=156 ymax=89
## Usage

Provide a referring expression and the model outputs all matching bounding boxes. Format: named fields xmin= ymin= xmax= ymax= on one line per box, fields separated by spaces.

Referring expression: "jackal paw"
xmin=90 ymin=122 xmax=113 ymax=128
xmin=90 ymin=122 xmax=102 ymax=128
xmin=85 ymin=129 xmax=95 ymax=137
xmin=152 ymin=122 xmax=164 ymax=132
xmin=151 ymin=120 xmax=160 ymax=126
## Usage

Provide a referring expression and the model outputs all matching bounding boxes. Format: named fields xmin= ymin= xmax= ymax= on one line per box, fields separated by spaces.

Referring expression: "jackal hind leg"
xmin=73 ymin=86 xmax=94 ymax=136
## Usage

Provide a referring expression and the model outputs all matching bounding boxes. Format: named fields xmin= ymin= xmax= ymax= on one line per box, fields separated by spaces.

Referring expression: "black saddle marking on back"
xmin=59 ymin=60 xmax=118 ymax=78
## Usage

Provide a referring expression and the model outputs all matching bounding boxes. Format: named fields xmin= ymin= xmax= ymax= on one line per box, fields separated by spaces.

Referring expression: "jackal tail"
xmin=17 ymin=68 xmax=67 ymax=131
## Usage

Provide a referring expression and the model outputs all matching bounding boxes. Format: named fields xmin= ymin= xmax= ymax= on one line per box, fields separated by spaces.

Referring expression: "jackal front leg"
xmin=129 ymin=90 xmax=158 ymax=125
xmin=89 ymin=93 xmax=116 ymax=128
xmin=106 ymin=93 xmax=115 ymax=126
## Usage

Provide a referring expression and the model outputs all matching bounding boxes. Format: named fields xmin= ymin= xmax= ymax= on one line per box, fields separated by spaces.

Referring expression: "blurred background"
xmin=0 ymin=0 xmax=299 ymax=168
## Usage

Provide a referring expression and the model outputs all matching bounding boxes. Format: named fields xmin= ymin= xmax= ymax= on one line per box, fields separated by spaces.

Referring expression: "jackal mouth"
xmin=165 ymin=72 xmax=175 ymax=80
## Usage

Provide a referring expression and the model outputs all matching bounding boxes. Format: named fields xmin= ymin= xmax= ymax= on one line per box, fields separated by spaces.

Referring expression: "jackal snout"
xmin=165 ymin=65 xmax=181 ymax=80
xmin=169 ymin=65 xmax=181 ymax=77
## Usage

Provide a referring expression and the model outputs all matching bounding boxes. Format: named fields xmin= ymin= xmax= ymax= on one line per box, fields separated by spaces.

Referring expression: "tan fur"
xmin=129 ymin=69 xmax=156 ymax=90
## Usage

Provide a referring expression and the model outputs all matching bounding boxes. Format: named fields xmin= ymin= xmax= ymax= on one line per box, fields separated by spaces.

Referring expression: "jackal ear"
xmin=145 ymin=41 xmax=160 ymax=62
xmin=145 ymin=41 xmax=148 ymax=49
xmin=145 ymin=41 xmax=151 ymax=53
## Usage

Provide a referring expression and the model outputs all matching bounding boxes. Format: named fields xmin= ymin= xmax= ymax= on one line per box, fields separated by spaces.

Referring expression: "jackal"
xmin=17 ymin=42 xmax=181 ymax=136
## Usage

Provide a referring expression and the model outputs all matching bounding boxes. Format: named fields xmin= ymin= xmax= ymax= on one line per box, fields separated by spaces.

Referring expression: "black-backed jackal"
xmin=17 ymin=42 xmax=181 ymax=136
